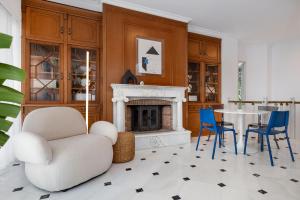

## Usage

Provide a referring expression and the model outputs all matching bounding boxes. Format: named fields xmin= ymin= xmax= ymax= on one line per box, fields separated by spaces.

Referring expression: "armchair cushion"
xmin=89 ymin=121 xmax=118 ymax=145
xmin=14 ymin=132 xmax=52 ymax=165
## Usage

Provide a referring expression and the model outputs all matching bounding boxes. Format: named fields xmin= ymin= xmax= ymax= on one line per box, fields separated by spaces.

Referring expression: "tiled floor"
xmin=1 ymin=136 xmax=299 ymax=200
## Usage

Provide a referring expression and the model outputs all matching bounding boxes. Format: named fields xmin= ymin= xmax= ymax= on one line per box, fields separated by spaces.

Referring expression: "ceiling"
xmin=51 ymin=0 xmax=300 ymax=43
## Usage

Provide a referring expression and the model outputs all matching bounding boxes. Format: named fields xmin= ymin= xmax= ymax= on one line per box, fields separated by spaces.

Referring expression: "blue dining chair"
xmin=243 ymin=111 xmax=295 ymax=166
xmin=196 ymin=108 xmax=237 ymax=159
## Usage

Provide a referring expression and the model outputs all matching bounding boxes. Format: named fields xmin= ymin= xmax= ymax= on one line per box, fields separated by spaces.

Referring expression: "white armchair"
xmin=13 ymin=107 xmax=118 ymax=192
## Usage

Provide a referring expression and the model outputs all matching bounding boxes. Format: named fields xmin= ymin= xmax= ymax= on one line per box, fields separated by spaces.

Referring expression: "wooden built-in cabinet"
xmin=187 ymin=33 xmax=223 ymax=137
xmin=22 ymin=0 xmax=102 ymax=127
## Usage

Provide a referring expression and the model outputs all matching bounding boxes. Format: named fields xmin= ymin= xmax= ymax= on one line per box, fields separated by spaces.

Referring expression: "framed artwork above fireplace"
xmin=136 ymin=37 xmax=164 ymax=75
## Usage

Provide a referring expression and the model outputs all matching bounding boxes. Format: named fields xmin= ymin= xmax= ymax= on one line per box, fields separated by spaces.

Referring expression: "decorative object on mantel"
xmin=137 ymin=37 xmax=163 ymax=75
xmin=121 ymin=70 xmax=138 ymax=84
xmin=113 ymin=131 xmax=135 ymax=163
xmin=139 ymin=81 xmax=144 ymax=85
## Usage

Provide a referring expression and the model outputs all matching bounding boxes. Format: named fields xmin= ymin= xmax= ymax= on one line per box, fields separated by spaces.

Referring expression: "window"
xmin=238 ymin=61 xmax=246 ymax=101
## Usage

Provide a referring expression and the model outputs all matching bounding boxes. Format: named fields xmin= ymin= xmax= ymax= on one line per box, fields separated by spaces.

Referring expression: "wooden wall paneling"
xmin=103 ymin=4 xmax=188 ymax=123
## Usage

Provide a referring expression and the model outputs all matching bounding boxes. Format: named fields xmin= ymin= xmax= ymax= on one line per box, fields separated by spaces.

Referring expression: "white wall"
xmin=238 ymin=43 xmax=269 ymax=99
xmin=0 ymin=1 xmax=22 ymax=169
xmin=238 ymin=40 xmax=300 ymax=139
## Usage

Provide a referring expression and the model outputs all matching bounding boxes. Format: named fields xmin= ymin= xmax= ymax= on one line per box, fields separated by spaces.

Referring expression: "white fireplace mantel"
xmin=111 ymin=84 xmax=191 ymax=149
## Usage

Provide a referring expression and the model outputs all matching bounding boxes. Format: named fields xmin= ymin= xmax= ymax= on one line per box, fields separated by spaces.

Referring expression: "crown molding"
xmin=48 ymin=0 xmax=102 ymax=12
xmin=102 ymin=0 xmax=192 ymax=23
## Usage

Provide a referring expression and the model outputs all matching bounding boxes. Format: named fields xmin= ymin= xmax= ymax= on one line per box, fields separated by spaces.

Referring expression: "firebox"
xmin=130 ymin=105 xmax=162 ymax=131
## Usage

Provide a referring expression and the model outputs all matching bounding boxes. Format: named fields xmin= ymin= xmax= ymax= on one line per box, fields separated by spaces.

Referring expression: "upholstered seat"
xmin=13 ymin=107 xmax=118 ymax=191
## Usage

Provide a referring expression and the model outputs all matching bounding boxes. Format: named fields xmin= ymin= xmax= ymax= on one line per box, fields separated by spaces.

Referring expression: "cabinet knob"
xmin=60 ymin=26 xmax=64 ymax=34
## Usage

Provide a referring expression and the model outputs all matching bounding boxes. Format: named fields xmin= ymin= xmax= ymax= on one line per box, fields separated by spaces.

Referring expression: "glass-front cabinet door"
xmin=188 ymin=62 xmax=201 ymax=102
xmin=204 ymin=64 xmax=219 ymax=102
xmin=29 ymin=42 xmax=62 ymax=102
xmin=69 ymin=47 xmax=98 ymax=103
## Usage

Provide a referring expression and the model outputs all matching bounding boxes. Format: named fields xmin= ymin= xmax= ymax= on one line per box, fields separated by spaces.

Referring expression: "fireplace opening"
xmin=131 ymin=105 xmax=162 ymax=132
xmin=125 ymin=99 xmax=173 ymax=133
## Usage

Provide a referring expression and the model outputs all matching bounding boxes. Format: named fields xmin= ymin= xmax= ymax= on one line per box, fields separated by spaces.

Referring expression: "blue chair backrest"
xmin=267 ymin=111 xmax=289 ymax=132
xmin=199 ymin=108 xmax=217 ymax=127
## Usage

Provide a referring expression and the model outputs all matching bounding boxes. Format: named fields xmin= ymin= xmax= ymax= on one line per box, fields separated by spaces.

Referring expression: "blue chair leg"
xmin=219 ymin=131 xmax=222 ymax=148
xmin=243 ymin=130 xmax=249 ymax=155
xmin=196 ymin=126 xmax=202 ymax=151
xmin=212 ymin=132 xmax=218 ymax=160
xmin=285 ymin=132 xmax=295 ymax=162
xmin=233 ymin=130 xmax=237 ymax=155
xmin=222 ymin=129 xmax=225 ymax=147
xmin=265 ymin=134 xmax=274 ymax=166
xmin=206 ymin=132 xmax=211 ymax=141
xmin=260 ymin=134 xmax=264 ymax=152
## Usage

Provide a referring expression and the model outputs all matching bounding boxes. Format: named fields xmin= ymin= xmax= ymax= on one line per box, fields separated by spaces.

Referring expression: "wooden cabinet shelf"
xmin=187 ymin=32 xmax=222 ymax=137
xmin=22 ymin=0 xmax=102 ymax=126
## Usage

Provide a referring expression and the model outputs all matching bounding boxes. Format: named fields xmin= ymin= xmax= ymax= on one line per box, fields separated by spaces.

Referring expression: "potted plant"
xmin=0 ymin=33 xmax=25 ymax=146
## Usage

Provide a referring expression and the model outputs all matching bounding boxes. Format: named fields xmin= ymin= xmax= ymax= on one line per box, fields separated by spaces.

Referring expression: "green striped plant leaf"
xmin=0 ymin=33 xmax=25 ymax=146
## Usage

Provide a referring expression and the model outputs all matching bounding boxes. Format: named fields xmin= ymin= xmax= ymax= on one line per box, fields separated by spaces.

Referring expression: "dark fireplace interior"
xmin=130 ymin=105 xmax=162 ymax=132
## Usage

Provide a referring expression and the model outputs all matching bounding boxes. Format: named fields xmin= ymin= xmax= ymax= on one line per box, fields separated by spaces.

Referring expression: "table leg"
xmin=237 ymin=114 xmax=245 ymax=153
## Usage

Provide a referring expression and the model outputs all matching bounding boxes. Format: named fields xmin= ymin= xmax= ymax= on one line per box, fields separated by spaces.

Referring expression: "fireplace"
xmin=111 ymin=84 xmax=191 ymax=149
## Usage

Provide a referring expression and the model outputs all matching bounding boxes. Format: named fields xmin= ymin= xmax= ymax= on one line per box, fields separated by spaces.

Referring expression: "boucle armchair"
xmin=13 ymin=107 xmax=118 ymax=192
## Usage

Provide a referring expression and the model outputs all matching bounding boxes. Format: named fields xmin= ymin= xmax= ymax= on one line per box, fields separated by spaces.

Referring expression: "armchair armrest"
xmin=89 ymin=121 xmax=118 ymax=145
xmin=13 ymin=132 xmax=52 ymax=165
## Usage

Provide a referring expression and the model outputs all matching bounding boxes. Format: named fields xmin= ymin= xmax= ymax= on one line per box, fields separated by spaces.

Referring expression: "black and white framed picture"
xmin=136 ymin=37 xmax=163 ymax=75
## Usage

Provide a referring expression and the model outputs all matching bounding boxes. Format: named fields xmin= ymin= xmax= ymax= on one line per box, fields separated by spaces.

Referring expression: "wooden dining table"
xmin=214 ymin=109 xmax=269 ymax=153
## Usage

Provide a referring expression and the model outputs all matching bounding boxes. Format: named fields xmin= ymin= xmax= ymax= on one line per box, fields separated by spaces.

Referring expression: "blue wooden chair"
xmin=196 ymin=108 xmax=237 ymax=159
xmin=244 ymin=111 xmax=295 ymax=166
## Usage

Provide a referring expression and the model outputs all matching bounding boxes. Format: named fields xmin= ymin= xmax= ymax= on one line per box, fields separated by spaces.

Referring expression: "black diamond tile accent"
xmin=12 ymin=187 xmax=23 ymax=192
xmin=280 ymin=166 xmax=287 ymax=169
xmin=203 ymin=143 xmax=207 ymax=146
xmin=221 ymin=159 xmax=227 ymax=162
xmin=196 ymin=156 xmax=201 ymax=158
xmin=183 ymin=177 xmax=190 ymax=181
xmin=136 ymin=188 xmax=143 ymax=193
xmin=246 ymin=154 xmax=251 ymax=157
xmin=251 ymin=136 xmax=256 ymax=139
xmin=253 ymin=173 xmax=260 ymax=177
xmin=273 ymin=156 xmax=278 ymax=160
xmin=200 ymin=149 xmax=204 ymax=151
xmin=222 ymin=151 xmax=226 ymax=154
xmin=104 ymin=181 xmax=112 ymax=186
xmin=190 ymin=165 xmax=196 ymax=168
xmin=141 ymin=158 xmax=146 ymax=161
xmin=164 ymin=161 xmax=170 ymax=164
xmin=290 ymin=178 xmax=299 ymax=183
xmin=258 ymin=189 xmax=267 ymax=194
xmin=12 ymin=163 xmax=20 ymax=166
xmin=220 ymin=169 xmax=226 ymax=172
xmin=217 ymin=183 xmax=226 ymax=187
xmin=40 ymin=194 xmax=50 ymax=199
xmin=179 ymin=147 xmax=184 ymax=149
xmin=173 ymin=153 xmax=178 ymax=155
xmin=294 ymin=152 xmax=298 ymax=155
xmin=249 ymin=162 xmax=255 ymax=165
xmin=152 ymin=150 xmax=156 ymax=153
xmin=125 ymin=168 xmax=132 ymax=171
xmin=172 ymin=195 xmax=181 ymax=200
xmin=152 ymin=172 xmax=159 ymax=176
